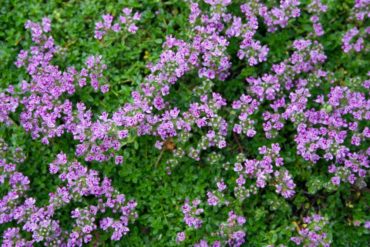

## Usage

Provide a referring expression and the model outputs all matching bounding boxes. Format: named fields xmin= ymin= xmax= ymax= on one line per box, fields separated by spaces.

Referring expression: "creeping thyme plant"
xmin=0 ymin=0 xmax=369 ymax=246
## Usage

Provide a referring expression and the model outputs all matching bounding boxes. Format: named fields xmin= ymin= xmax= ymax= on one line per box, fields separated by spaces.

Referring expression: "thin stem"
xmin=154 ymin=149 xmax=165 ymax=167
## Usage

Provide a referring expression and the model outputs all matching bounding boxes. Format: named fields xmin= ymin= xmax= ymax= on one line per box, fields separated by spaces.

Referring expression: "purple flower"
xmin=176 ymin=231 xmax=186 ymax=243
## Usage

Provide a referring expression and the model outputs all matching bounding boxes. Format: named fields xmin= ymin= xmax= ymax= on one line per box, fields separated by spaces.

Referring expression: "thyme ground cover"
xmin=0 ymin=0 xmax=369 ymax=246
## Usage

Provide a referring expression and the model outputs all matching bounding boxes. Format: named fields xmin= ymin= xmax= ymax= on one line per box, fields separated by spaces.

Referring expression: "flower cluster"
xmin=307 ymin=0 xmax=327 ymax=37
xmin=243 ymin=39 xmax=326 ymax=139
xmin=247 ymin=38 xmax=326 ymax=101
xmin=13 ymin=18 xmax=109 ymax=145
xmin=291 ymin=214 xmax=331 ymax=247
xmin=227 ymin=2 xmax=269 ymax=66
xmin=342 ymin=0 xmax=369 ymax=53
xmin=181 ymin=198 xmax=204 ymax=229
xmin=72 ymin=103 xmax=123 ymax=163
xmin=220 ymin=211 xmax=247 ymax=247
xmin=190 ymin=211 xmax=246 ymax=247
xmin=232 ymin=94 xmax=259 ymax=138
xmin=0 ymin=138 xmax=26 ymax=165
xmin=0 ymin=154 xmax=137 ymax=246
xmin=94 ymin=8 xmax=141 ymax=40
xmin=295 ymin=85 xmax=369 ymax=187
xmin=187 ymin=1 xmax=232 ymax=80
xmin=259 ymin=0 xmax=301 ymax=32
xmin=9 ymin=1 xmax=319 ymax=167
xmin=233 ymin=143 xmax=296 ymax=200
xmin=0 ymin=87 xmax=18 ymax=126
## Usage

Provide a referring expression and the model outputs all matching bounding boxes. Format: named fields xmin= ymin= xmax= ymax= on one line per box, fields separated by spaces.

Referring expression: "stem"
xmin=154 ymin=149 xmax=165 ymax=167
xmin=233 ymin=132 xmax=244 ymax=153
xmin=8 ymin=115 xmax=20 ymax=127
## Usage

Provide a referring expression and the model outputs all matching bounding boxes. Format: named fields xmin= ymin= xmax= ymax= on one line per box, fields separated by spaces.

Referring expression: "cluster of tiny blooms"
xmin=291 ymin=214 xmax=332 ymax=247
xmin=181 ymin=199 xmax=204 ymax=229
xmin=0 ymin=138 xmax=26 ymax=163
xmin=178 ymin=207 xmax=247 ymax=247
xmin=307 ymin=0 xmax=327 ymax=37
xmin=233 ymin=143 xmax=296 ymax=200
xmin=0 ymin=86 xmax=18 ymax=126
xmin=0 ymin=154 xmax=137 ymax=246
xmin=11 ymin=17 xmax=110 ymax=145
xmin=94 ymin=8 xmax=141 ymax=40
xmin=342 ymin=0 xmax=369 ymax=53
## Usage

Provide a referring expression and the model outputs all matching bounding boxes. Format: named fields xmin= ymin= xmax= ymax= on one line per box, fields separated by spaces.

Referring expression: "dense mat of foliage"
xmin=0 ymin=0 xmax=369 ymax=246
